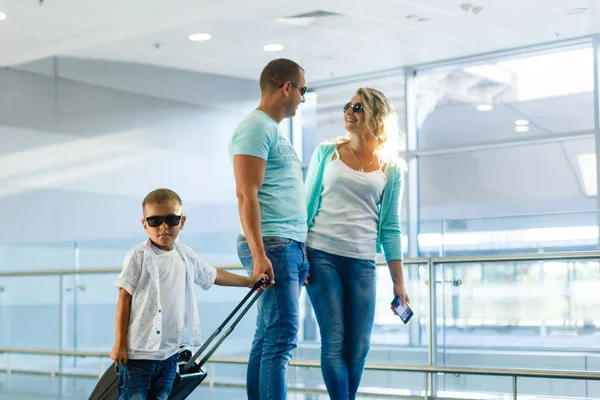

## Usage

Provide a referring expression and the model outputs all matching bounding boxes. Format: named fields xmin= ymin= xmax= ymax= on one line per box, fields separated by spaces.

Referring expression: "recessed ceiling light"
xmin=515 ymin=126 xmax=529 ymax=133
xmin=0 ymin=12 xmax=6 ymax=21
xmin=565 ymin=7 xmax=587 ymax=16
xmin=263 ymin=44 xmax=284 ymax=52
xmin=515 ymin=119 xmax=529 ymax=126
xmin=476 ymin=104 xmax=493 ymax=112
xmin=189 ymin=33 xmax=212 ymax=42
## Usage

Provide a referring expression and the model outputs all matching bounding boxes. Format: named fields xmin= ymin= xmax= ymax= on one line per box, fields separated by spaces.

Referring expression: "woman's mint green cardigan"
xmin=305 ymin=143 xmax=405 ymax=261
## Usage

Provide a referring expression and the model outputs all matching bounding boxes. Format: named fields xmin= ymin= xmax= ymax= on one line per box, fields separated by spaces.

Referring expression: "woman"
xmin=305 ymin=87 xmax=410 ymax=400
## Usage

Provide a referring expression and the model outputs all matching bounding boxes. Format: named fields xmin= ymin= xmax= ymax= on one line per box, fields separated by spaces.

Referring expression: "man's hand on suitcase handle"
xmin=253 ymin=254 xmax=275 ymax=286
xmin=250 ymin=274 xmax=271 ymax=290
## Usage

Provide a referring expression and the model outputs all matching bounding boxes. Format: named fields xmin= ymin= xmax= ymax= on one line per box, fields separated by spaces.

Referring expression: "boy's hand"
xmin=110 ymin=344 xmax=128 ymax=366
xmin=249 ymin=273 xmax=270 ymax=290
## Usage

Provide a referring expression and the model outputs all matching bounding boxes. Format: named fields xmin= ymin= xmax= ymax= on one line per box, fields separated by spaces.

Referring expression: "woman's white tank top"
xmin=306 ymin=149 xmax=387 ymax=260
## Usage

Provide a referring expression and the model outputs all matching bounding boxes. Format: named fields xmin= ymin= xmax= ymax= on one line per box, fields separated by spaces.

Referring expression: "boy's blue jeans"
xmin=305 ymin=247 xmax=377 ymax=400
xmin=237 ymin=236 xmax=309 ymax=400
xmin=117 ymin=354 xmax=178 ymax=400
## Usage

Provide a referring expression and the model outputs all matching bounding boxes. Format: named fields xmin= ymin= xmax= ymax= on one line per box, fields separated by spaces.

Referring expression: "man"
xmin=229 ymin=58 xmax=309 ymax=399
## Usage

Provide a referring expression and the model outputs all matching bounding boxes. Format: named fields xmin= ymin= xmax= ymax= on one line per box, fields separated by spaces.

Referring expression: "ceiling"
xmin=0 ymin=0 xmax=598 ymax=83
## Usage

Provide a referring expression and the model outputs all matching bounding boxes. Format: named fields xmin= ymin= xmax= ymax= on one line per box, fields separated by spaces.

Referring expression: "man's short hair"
xmin=142 ymin=188 xmax=182 ymax=209
xmin=259 ymin=58 xmax=304 ymax=94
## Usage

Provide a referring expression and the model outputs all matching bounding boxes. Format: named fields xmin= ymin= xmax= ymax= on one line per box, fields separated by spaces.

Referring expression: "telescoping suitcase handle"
xmin=181 ymin=278 xmax=269 ymax=374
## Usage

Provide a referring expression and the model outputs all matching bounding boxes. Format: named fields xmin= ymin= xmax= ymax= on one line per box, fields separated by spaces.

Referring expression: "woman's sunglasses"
xmin=145 ymin=215 xmax=182 ymax=228
xmin=343 ymin=102 xmax=363 ymax=113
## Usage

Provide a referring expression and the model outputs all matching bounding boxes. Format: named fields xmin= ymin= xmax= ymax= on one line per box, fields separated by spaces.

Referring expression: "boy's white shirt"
xmin=114 ymin=238 xmax=217 ymax=353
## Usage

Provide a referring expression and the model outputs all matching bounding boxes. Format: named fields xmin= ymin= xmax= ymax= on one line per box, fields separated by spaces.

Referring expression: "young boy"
xmin=110 ymin=188 xmax=266 ymax=400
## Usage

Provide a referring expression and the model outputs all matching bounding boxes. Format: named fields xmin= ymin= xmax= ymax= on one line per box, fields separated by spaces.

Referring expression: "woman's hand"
xmin=391 ymin=284 xmax=410 ymax=314
xmin=387 ymin=260 xmax=408 ymax=314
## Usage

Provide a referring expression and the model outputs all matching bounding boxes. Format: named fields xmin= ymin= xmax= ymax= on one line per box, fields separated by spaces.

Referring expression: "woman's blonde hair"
xmin=338 ymin=87 xmax=404 ymax=165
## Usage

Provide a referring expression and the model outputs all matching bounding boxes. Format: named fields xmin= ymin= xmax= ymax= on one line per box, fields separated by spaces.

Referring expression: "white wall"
xmin=0 ymin=57 xmax=260 ymax=253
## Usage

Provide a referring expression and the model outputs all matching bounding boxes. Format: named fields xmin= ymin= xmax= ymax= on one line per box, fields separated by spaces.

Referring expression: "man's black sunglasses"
xmin=279 ymin=81 xmax=308 ymax=96
xmin=145 ymin=215 xmax=182 ymax=228
xmin=343 ymin=102 xmax=363 ymax=113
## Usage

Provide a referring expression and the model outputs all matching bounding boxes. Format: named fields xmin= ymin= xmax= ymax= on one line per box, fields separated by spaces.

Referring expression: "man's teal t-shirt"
xmin=229 ymin=109 xmax=307 ymax=242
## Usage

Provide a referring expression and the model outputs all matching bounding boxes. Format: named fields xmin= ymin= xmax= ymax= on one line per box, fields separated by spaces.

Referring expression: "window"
xmin=416 ymin=45 xmax=594 ymax=149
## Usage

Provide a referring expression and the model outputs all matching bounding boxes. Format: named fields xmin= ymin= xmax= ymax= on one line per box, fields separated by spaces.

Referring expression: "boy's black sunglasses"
xmin=343 ymin=102 xmax=363 ymax=113
xmin=145 ymin=215 xmax=182 ymax=228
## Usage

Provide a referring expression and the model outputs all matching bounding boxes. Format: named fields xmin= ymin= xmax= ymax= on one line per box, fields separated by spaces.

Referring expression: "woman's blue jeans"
xmin=306 ymin=247 xmax=377 ymax=400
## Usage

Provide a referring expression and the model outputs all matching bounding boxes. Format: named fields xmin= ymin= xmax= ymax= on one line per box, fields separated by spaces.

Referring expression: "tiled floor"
xmin=0 ymin=374 xmax=401 ymax=400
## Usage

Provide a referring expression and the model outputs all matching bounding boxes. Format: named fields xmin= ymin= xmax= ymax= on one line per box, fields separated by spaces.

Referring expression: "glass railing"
xmin=419 ymin=210 xmax=600 ymax=256
xmin=1 ymin=237 xmax=600 ymax=399
xmin=4 ymin=210 xmax=596 ymax=272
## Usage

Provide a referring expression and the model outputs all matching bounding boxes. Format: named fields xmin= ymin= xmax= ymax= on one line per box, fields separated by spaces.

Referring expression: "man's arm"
xmin=233 ymin=154 xmax=275 ymax=284
xmin=110 ymin=288 xmax=132 ymax=365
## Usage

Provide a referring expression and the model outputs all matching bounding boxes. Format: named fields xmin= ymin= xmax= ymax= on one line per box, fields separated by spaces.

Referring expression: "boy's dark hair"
xmin=143 ymin=188 xmax=182 ymax=209
xmin=259 ymin=58 xmax=304 ymax=94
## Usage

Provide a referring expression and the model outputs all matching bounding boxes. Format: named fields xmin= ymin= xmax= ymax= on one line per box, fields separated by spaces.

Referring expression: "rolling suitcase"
xmin=89 ymin=279 xmax=267 ymax=400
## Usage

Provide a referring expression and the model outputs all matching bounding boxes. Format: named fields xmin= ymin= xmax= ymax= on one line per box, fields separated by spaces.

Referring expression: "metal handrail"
xmin=429 ymin=251 xmax=600 ymax=265
xmin=0 ymin=260 xmax=426 ymax=277
xmin=0 ymin=251 xmax=597 ymax=277
xmin=0 ymin=348 xmax=107 ymax=357
xmin=1 ymin=348 xmax=599 ymax=381
xmin=0 ymin=264 xmax=243 ymax=277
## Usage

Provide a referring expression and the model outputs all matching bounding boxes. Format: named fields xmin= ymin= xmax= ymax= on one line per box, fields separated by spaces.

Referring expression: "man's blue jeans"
xmin=237 ymin=236 xmax=309 ymax=400
xmin=305 ymin=247 xmax=377 ymax=400
xmin=117 ymin=354 xmax=178 ymax=400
